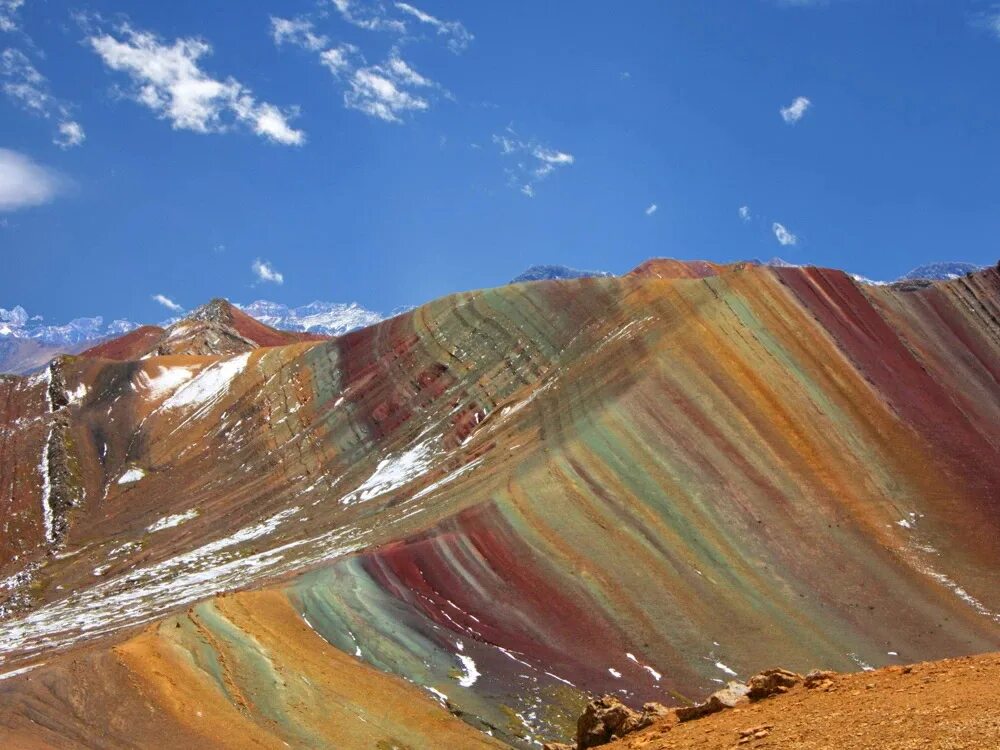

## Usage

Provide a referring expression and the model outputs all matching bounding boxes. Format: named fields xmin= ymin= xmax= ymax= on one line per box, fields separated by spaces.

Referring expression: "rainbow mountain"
xmin=0 ymin=259 xmax=998 ymax=748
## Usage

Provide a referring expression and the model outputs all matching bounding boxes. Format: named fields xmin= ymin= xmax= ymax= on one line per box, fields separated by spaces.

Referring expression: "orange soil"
xmin=606 ymin=652 xmax=1000 ymax=750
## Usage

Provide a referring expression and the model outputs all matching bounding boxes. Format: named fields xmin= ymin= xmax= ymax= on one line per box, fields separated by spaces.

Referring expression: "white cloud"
xmin=492 ymin=128 xmax=574 ymax=197
xmin=273 ymin=21 xmax=439 ymax=124
xmin=772 ymin=222 xmax=798 ymax=246
xmin=270 ymin=16 xmax=328 ymax=52
xmin=394 ymin=2 xmax=472 ymax=53
xmin=252 ymin=259 xmax=284 ymax=284
xmin=780 ymin=96 xmax=811 ymax=124
xmin=55 ymin=120 xmax=85 ymax=148
xmin=0 ymin=0 xmax=24 ymax=33
xmin=88 ymin=23 xmax=304 ymax=145
xmin=0 ymin=148 xmax=64 ymax=211
xmin=1 ymin=48 xmax=86 ymax=148
xmin=645 ymin=203 xmax=657 ymax=216
xmin=331 ymin=0 xmax=406 ymax=33
xmin=152 ymin=294 xmax=182 ymax=312
xmin=345 ymin=61 xmax=431 ymax=121
xmin=330 ymin=0 xmax=472 ymax=54
xmin=739 ymin=205 xmax=751 ymax=222
xmin=319 ymin=43 xmax=359 ymax=75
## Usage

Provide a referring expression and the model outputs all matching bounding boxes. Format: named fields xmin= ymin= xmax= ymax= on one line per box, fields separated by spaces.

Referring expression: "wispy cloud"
xmin=252 ymin=258 xmax=284 ymax=284
xmin=492 ymin=128 xmax=574 ymax=197
xmin=0 ymin=0 xmax=24 ymax=33
xmin=270 ymin=16 xmax=328 ymax=52
xmin=152 ymin=293 xmax=182 ymax=312
xmin=87 ymin=22 xmax=304 ymax=145
xmin=645 ymin=203 xmax=657 ymax=216
xmin=329 ymin=0 xmax=472 ymax=53
xmin=346 ymin=51 xmax=437 ymax=121
xmin=331 ymin=0 xmax=406 ymax=33
xmin=772 ymin=222 xmax=798 ymax=245
xmin=971 ymin=7 xmax=1000 ymax=39
xmin=739 ymin=205 xmax=751 ymax=222
xmin=780 ymin=96 xmax=811 ymax=124
xmin=1 ymin=48 xmax=86 ymax=148
xmin=394 ymin=2 xmax=472 ymax=53
xmin=273 ymin=16 xmax=440 ymax=123
xmin=0 ymin=148 xmax=65 ymax=211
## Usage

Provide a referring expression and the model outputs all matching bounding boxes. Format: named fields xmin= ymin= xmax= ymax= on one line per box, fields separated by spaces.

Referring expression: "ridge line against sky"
xmin=2 ymin=1 xmax=999 ymax=324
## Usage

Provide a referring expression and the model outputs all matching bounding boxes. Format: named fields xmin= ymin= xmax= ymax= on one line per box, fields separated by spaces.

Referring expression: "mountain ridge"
xmin=3 ymin=259 xmax=991 ymax=374
xmin=1 ymin=259 xmax=997 ymax=747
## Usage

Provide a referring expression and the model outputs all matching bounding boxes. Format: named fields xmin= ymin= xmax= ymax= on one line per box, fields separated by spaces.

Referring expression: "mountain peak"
xmin=154 ymin=299 xmax=324 ymax=357
xmin=187 ymin=298 xmax=240 ymax=326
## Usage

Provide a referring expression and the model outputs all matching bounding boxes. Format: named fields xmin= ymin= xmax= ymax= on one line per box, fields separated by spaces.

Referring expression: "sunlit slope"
xmin=1 ymin=262 xmax=998 ymax=748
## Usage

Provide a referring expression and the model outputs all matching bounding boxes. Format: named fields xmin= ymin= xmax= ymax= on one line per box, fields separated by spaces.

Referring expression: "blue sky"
xmin=2 ymin=0 xmax=999 ymax=324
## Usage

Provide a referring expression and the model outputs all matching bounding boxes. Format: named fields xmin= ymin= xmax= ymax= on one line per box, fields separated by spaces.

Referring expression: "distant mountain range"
xmin=235 ymin=300 xmax=383 ymax=337
xmin=510 ymin=264 xmax=613 ymax=283
xmin=0 ymin=300 xmax=384 ymax=374
xmin=0 ymin=305 xmax=138 ymax=346
xmin=765 ymin=258 xmax=988 ymax=284
xmin=898 ymin=262 xmax=986 ymax=281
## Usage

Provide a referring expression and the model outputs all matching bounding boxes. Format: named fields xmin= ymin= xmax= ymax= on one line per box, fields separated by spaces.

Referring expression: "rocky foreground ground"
xmin=551 ymin=652 xmax=1000 ymax=750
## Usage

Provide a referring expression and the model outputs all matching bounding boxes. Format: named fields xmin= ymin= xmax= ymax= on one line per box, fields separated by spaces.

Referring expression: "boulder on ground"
xmin=746 ymin=668 xmax=802 ymax=700
xmin=804 ymin=669 xmax=836 ymax=690
xmin=575 ymin=695 xmax=674 ymax=748
xmin=675 ymin=681 xmax=750 ymax=721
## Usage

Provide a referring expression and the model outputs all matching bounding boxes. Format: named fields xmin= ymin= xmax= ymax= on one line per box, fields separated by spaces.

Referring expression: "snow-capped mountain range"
xmin=235 ymin=300 xmax=383 ymax=337
xmin=510 ymin=264 xmax=613 ymax=283
xmin=0 ymin=300 xmax=384 ymax=350
xmin=0 ymin=300 xmax=385 ymax=374
xmin=0 ymin=306 xmax=138 ymax=346
xmin=765 ymin=258 xmax=988 ymax=284
xmin=898 ymin=262 xmax=986 ymax=281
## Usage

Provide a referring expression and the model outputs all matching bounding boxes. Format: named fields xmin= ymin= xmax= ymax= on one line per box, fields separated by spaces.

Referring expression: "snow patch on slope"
xmin=456 ymin=654 xmax=481 ymax=687
xmin=117 ymin=468 xmax=145 ymax=485
xmin=38 ymin=429 xmax=54 ymax=544
xmin=147 ymin=509 xmax=199 ymax=533
xmin=136 ymin=366 xmax=196 ymax=399
xmin=161 ymin=353 xmax=250 ymax=411
xmin=342 ymin=438 xmax=438 ymax=505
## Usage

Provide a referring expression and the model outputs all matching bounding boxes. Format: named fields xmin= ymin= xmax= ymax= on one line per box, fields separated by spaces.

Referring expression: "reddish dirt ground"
xmin=606 ymin=652 xmax=1000 ymax=750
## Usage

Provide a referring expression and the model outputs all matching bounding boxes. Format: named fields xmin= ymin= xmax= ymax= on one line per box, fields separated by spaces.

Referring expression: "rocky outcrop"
xmin=803 ymin=669 xmax=836 ymax=691
xmin=746 ymin=668 xmax=803 ymax=701
xmin=674 ymin=681 xmax=749 ymax=721
xmin=561 ymin=667 xmax=837 ymax=748
xmin=41 ymin=359 xmax=82 ymax=547
xmin=574 ymin=696 xmax=672 ymax=749
xmin=42 ymin=410 xmax=77 ymax=546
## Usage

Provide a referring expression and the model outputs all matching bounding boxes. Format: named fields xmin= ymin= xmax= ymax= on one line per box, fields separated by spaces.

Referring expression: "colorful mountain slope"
xmin=0 ymin=261 xmax=998 ymax=748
